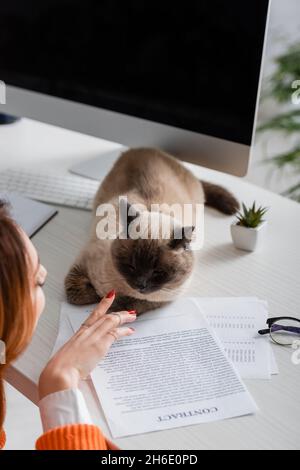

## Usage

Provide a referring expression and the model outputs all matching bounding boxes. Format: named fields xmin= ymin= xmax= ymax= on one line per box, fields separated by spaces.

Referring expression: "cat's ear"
xmin=65 ymin=262 xmax=100 ymax=305
xmin=127 ymin=202 xmax=139 ymax=226
xmin=169 ymin=226 xmax=195 ymax=250
xmin=120 ymin=198 xmax=140 ymax=238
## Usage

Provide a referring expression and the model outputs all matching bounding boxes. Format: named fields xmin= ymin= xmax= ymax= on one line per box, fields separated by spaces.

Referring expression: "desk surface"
xmin=1 ymin=118 xmax=300 ymax=450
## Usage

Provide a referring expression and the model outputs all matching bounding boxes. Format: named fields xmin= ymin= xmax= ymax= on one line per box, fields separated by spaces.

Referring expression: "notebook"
xmin=0 ymin=192 xmax=58 ymax=237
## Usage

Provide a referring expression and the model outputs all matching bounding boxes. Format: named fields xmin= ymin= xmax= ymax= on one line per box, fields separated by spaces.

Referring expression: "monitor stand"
xmin=69 ymin=146 xmax=126 ymax=181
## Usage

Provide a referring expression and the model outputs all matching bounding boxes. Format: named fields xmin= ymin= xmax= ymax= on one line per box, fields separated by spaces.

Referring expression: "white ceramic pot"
xmin=230 ymin=221 xmax=267 ymax=252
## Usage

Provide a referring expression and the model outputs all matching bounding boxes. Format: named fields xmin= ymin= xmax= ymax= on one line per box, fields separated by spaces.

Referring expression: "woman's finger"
xmin=88 ymin=310 xmax=137 ymax=335
xmin=80 ymin=289 xmax=116 ymax=328
xmin=103 ymin=326 xmax=135 ymax=348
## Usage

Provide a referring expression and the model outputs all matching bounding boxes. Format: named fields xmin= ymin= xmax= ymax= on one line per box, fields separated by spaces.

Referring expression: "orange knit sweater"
xmin=0 ymin=425 xmax=118 ymax=450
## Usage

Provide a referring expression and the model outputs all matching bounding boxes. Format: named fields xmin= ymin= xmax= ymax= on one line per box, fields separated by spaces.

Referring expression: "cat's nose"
xmin=136 ymin=279 xmax=148 ymax=292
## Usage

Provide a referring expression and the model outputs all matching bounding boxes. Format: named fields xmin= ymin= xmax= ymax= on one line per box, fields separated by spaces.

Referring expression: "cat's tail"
xmin=201 ymin=181 xmax=240 ymax=215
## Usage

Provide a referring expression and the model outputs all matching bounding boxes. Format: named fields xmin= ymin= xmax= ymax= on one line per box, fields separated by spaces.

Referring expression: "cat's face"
xmin=111 ymin=236 xmax=194 ymax=295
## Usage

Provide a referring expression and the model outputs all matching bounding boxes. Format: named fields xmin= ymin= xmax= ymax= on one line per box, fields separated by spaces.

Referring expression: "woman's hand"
xmin=39 ymin=291 xmax=136 ymax=400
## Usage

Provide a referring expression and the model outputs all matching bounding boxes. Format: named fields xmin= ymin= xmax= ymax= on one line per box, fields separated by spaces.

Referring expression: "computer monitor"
xmin=0 ymin=0 xmax=270 ymax=176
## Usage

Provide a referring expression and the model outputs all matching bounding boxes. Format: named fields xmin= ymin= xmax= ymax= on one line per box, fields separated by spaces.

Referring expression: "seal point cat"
xmin=65 ymin=148 xmax=239 ymax=313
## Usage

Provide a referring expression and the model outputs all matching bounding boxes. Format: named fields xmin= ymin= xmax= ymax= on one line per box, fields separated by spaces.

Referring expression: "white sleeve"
xmin=39 ymin=388 xmax=93 ymax=433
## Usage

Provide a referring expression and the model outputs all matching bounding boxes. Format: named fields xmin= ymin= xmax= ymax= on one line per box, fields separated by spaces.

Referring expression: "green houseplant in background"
xmin=231 ymin=202 xmax=269 ymax=252
xmin=258 ymin=42 xmax=300 ymax=202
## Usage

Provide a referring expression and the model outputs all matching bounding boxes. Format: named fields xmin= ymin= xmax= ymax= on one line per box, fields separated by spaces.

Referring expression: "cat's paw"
xmin=108 ymin=295 xmax=138 ymax=313
xmin=109 ymin=296 xmax=168 ymax=315
xmin=65 ymin=263 xmax=100 ymax=305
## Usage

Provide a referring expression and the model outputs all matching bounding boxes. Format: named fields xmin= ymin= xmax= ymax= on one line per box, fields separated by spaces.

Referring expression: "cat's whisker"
xmin=159 ymin=287 xmax=178 ymax=293
xmin=160 ymin=284 xmax=188 ymax=294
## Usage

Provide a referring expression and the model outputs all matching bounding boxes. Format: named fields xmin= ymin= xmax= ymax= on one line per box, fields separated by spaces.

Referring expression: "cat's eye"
xmin=153 ymin=270 xmax=164 ymax=277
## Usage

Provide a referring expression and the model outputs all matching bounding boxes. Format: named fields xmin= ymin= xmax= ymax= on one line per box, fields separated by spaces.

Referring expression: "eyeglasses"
xmin=258 ymin=317 xmax=300 ymax=346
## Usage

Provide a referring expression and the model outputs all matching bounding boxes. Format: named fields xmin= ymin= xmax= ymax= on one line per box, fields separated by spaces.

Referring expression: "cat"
xmin=65 ymin=148 xmax=239 ymax=314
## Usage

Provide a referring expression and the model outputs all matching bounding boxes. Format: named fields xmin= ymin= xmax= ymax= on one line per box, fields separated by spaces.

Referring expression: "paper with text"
xmin=66 ymin=299 xmax=257 ymax=438
xmin=193 ymin=298 xmax=274 ymax=379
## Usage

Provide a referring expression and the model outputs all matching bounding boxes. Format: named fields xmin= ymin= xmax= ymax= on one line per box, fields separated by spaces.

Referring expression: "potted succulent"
xmin=231 ymin=202 xmax=268 ymax=252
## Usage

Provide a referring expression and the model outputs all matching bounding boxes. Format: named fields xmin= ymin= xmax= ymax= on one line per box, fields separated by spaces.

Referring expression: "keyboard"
xmin=0 ymin=169 xmax=100 ymax=210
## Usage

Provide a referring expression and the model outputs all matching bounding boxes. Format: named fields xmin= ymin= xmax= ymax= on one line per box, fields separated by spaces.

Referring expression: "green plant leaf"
xmin=235 ymin=202 xmax=268 ymax=228
xmin=282 ymin=182 xmax=300 ymax=202
xmin=257 ymin=42 xmax=300 ymax=204
xmin=268 ymin=42 xmax=300 ymax=103
xmin=263 ymin=148 xmax=300 ymax=169
xmin=257 ymin=110 xmax=300 ymax=134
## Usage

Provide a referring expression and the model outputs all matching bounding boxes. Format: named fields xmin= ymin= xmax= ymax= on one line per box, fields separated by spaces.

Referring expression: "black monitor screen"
xmin=0 ymin=0 xmax=269 ymax=145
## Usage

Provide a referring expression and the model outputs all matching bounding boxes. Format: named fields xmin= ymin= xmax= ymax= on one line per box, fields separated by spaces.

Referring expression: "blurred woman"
xmin=0 ymin=201 xmax=136 ymax=450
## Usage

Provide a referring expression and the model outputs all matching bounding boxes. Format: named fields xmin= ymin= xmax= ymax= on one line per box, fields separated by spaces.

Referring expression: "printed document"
xmin=66 ymin=298 xmax=257 ymax=438
xmin=193 ymin=298 xmax=274 ymax=379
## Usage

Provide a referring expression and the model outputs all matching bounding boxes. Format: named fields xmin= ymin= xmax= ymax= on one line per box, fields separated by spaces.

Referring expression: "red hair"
xmin=0 ymin=201 xmax=36 ymax=430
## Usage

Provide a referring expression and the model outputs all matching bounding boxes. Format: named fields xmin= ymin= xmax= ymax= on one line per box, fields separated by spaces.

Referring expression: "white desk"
xmin=1 ymin=118 xmax=300 ymax=450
